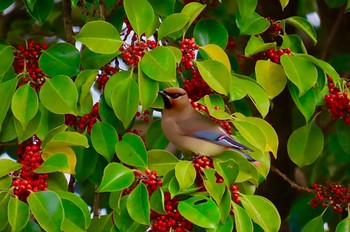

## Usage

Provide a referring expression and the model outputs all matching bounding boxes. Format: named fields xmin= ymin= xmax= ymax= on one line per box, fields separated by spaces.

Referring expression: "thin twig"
xmin=321 ymin=7 xmax=345 ymax=60
xmin=93 ymin=187 xmax=100 ymax=218
xmin=62 ymin=0 xmax=75 ymax=44
xmin=270 ymin=165 xmax=315 ymax=193
xmin=77 ymin=0 xmax=92 ymax=18
xmin=0 ymin=142 xmax=17 ymax=147
xmin=98 ymin=0 xmax=106 ymax=20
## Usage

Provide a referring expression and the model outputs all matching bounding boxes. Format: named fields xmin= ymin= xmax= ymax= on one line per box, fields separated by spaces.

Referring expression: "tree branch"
xmin=62 ymin=0 xmax=75 ymax=44
xmin=270 ymin=165 xmax=315 ymax=193
xmin=98 ymin=0 xmax=106 ymax=20
xmin=77 ymin=0 xmax=92 ymax=19
xmin=93 ymin=187 xmax=100 ymax=218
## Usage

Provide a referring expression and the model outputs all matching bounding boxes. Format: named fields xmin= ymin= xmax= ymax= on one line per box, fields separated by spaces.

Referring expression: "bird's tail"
xmin=235 ymin=149 xmax=260 ymax=166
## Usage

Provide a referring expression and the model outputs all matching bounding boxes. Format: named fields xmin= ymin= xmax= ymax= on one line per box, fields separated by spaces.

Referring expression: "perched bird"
xmin=158 ymin=87 xmax=259 ymax=165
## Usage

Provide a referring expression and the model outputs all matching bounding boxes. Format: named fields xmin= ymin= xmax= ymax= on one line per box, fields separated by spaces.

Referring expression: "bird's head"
xmin=158 ymin=87 xmax=189 ymax=110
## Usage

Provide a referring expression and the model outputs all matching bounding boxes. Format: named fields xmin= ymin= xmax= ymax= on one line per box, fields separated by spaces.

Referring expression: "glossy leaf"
xmin=81 ymin=48 xmax=119 ymax=69
xmin=203 ymin=169 xmax=225 ymax=205
xmin=288 ymin=82 xmax=316 ymax=122
xmin=158 ymin=13 xmax=190 ymax=39
xmin=148 ymin=0 xmax=175 ymax=16
xmin=75 ymin=21 xmax=123 ymax=55
xmin=232 ymin=203 xmax=254 ymax=232
xmin=140 ymin=46 xmax=176 ymax=82
xmin=0 ymin=0 xmax=14 ymax=12
xmin=35 ymin=153 xmax=70 ymax=173
xmin=124 ymin=0 xmax=154 ymax=36
xmin=0 ymin=176 xmax=12 ymax=190
xmin=181 ymin=2 xmax=206 ymax=31
xmin=194 ymin=19 xmax=228 ymax=49
xmin=39 ymin=43 xmax=80 ymax=77
xmin=287 ymin=119 xmax=324 ymax=167
xmin=35 ymin=105 xmax=64 ymax=141
xmin=42 ymin=144 xmax=76 ymax=174
xmin=178 ymin=196 xmax=221 ymax=229
xmin=126 ymin=183 xmax=150 ymax=225
xmin=27 ymin=191 xmax=64 ymax=232
xmin=8 ymin=197 xmax=30 ymax=232
xmin=104 ymin=70 xmax=132 ymax=107
xmin=148 ymin=149 xmax=179 ymax=176
xmin=116 ymin=133 xmax=147 ymax=168
xmin=39 ymin=75 xmax=78 ymax=114
xmin=57 ymin=191 xmax=91 ymax=231
xmin=75 ymin=69 xmax=97 ymax=115
xmin=97 ymin=162 xmax=135 ymax=192
xmin=336 ymin=214 xmax=350 ymax=232
xmin=236 ymin=12 xmax=270 ymax=35
xmin=14 ymin=111 xmax=41 ymax=143
xmin=280 ymin=0 xmax=289 ymax=10
xmin=91 ymin=121 xmax=118 ymax=162
xmin=0 ymin=192 xmax=10 ymax=231
xmin=0 ymin=159 xmax=22 ymax=177
xmin=285 ymin=16 xmax=317 ymax=45
xmin=240 ymin=194 xmax=281 ymax=232
xmin=196 ymin=60 xmax=231 ymax=95
xmin=0 ymin=78 xmax=18 ymax=131
xmin=0 ymin=44 xmax=14 ymax=76
xmin=200 ymin=44 xmax=231 ymax=71
xmin=175 ymin=161 xmax=196 ymax=190
xmin=301 ymin=215 xmax=324 ymax=232
xmin=48 ymin=131 xmax=89 ymax=148
xmin=255 ymin=59 xmax=287 ymax=99
xmin=88 ymin=214 xmax=114 ymax=232
xmin=245 ymin=35 xmax=276 ymax=56
xmin=24 ymin=0 xmax=53 ymax=24
xmin=150 ymin=187 xmax=166 ymax=214
xmin=237 ymin=0 xmax=257 ymax=18
xmin=337 ymin=120 xmax=350 ymax=154
xmin=138 ymin=68 xmax=159 ymax=110
xmin=111 ymin=77 xmax=139 ymax=128
xmin=213 ymin=159 xmax=239 ymax=189
xmin=145 ymin=120 xmax=169 ymax=150
xmin=202 ymin=94 xmax=231 ymax=120
xmin=219 ymin=189 xmax=231 ymax=223
xmin=281 ymin=55 xmax=317 ymax=96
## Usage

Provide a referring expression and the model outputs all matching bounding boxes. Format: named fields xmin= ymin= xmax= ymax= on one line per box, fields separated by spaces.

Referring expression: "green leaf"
xmin=147 ymin=149 xmax=179 ymax=176
xmin=285 ymin=16 xmax=317 ymax=45
xmin=280 ymin=0 xmax=289 ymax=10
xmin=74 ymin=140 xmax=99 ymax=182
xmin=0 ymin=111 xmax=17 ymax=143
xmin=245 ymin=36 xmax=276 ymax=56
xmin=181 ymin=2 xmax=206 ymax=31
xmin=240 ymin=194 xmax=281 ymax=232
xmin=91 ymin=121 xmax=118 ymax=162
xmin=111 ymin=77 xmax=139 ymax=128
xmin=8 ymin=197 xmax=30 ymax=232
xmin=232 ymin=203 xmax=253 ymax=232
xmin=126 ymin=183 xmax=150 ymax=225
xmin=24 ymin=0 xmax=53 ymax=24
xmin=175 ymin=161 xmax=196 ymax=190
xmin=0 ymin=176 xmax=12 ymax=190
xmin=74 ymin=21 xmax=123 ymax=55
xmin=196 ymin=60 xmax=231 ymax=95
xmin=194 ymin=19 xmax=228 ymax=49
xmin=81 ymin=48 xmax=119 ymax=69
xmin=236 ymin=12 xmax=270 ymax=35
xmin=39 ymin=43 xmax=80 ymax=77
xmin=14 ymin=111 xmax=41 ymax=143
xmin=104 ymin=70 xmax=132 ymax=107
xmin=75 ymin=69 xmax=98 ymax=115
xmin=97 ymin=162 xmax=135 ymax=192
xmin=140 ymin=46 xmax=176 ymax=82
xmin=48 ymin=131 xmax=89 ymax=148
xmin=148 ymin=0 xmax=175 ymax=16
xmin=336 ymin=214 xmax=350 ymax=232
xmin=39 ymin=75 xmax=78 ymax=114
xmin=237 ymin=0 xmax=257 ymax=18
xmin=88 ymin=214 xmax=114 ymax=232
xmin=149 ymin=187 xmax=166 ymax=214
xmin=178 ymin=196 xmax=221 ymax=229
xmin=124 ymin=0 xmax=154 ymax=36
xmin=57 ymin=191 xmax=91 ymax=231
xmin=218 ymin=189 xmax=231 ymax=223
xmin=301 ymin=215 xmax=324 ymax=232
xmin=203 ymin=94 xmax=231 ymax=120
xmin=138 ymin=68 xmax=159 ymax=110
xmin=145 ymin=120 xmax=169 ymax=150
xmin=203 ymin=169 xmax=225 ymax=205
xmin=255 ymin=59 xmax=287 ymax=99
xmin=233 ymin=114 xmax=279 ymax=158
xmin=0 ymin=44 xmax=14 ymax=76
xmin=0 ymin=192 xmax=10 ymax=231
xmin=288 ymin=82 xmax=316 ymax=122
xmin=337 ymin=120 xmax=350 ymax=154
xmin=116 ymin=133 xmax=147 ymax=168
xmin=158 ymin=13 xmax=190 ymax=39
xmin=281 ymin=55 xmax=317 ymax=96
xmin=213 ymin=159 xmax=239 ymax=189
xmin=287 ymin=119 xmax=324 ymax=167
xmin=0 ymin=159 xmax=22 ymax=177
xmin=27 ymin=191 xmax=64 ymax=232
xmin=200 ymin=44 xmax=231 ymax=71
xmin=35 ymin=105 xmax=64 ymax=141
xmin=34 ymin=153 xmax=70 ymax=173
xmin=0 ymin=0 xmax=14 ymax=12
xmin=0 ymin=78 xmax=18 ymax=131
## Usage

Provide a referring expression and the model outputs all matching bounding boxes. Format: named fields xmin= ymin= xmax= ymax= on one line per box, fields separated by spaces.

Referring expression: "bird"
xmin=158 ymin=87 xmax=260 ymax=165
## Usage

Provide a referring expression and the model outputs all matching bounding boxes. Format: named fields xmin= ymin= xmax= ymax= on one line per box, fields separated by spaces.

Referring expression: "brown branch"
xmin=321 ymin=7 xmax=345 ymax=60
xmin=98 ymin=0 xmax=106 ymax=20
xmin=0 ymin=142 xmax=17 ymax=147
xmin=93 ymin=187 xmax=100 ymax=218
xmin=62 ymin=0 xmax=75 ymax=44
xmin=77 ymin=0 xmax=92 ymax=18
xmin=270 ymin=165 xmax=315 ymax=193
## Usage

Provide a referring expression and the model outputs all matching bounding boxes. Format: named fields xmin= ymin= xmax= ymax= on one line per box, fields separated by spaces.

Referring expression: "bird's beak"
xmin=158 ymin=90 xmax=167 ymax=97
xmin=158 ymin=90 xmax=172 ymax=109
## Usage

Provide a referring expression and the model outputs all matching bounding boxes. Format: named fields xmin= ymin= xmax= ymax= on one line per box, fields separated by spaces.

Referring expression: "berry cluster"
xmin=136 ymin=110 xmax=151 ymax=123
xmin=179 ymin=38 xmax=199 ymax=70
xmin=253 ymin=47 xmax=291 ymax=64
xmin=96 ymin=64 xmax=118 ymax=91
xmin=12 ymin=136 xmax=48 ymax=201
xmin=123 ymin=169 xmax=162 ymax=196
xmin=120 ymin=40 xmax=157 ymax=66
xmin=226 ymin=36 xmax=237 ymax=50
xmin=310 ymin=182 xmax=350 ymax=213
xmin=265 ymin=17 xmax=283 ymax=39
xmin=230 ymin=184 xmax=241 ymax=204
xmin=65 ymin=102 xmax=100 ymax=134
xmin=324 ymin=77 xmax=350 ymax=124
xmin=184 ymin=69 xmax=214 ymax=101
xmin=149 ymin=192 xmax=193 ymax=232
xmin=192 ymin=156 xmax=224 ymax=187
xmin=13 ymin=40 xmax=49 ymax=91
xmin=189 ymin=100 xmax=232 ymax=134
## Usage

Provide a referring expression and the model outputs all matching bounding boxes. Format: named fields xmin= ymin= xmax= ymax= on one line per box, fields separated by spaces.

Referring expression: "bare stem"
xmin=62 ymin=0 xmax=75 ymax=44
xmin=98 ymin=0 xmax=106 ymax=20
xmin=0 ymin=142 xmax=17 ymax=147
xmin=77 ymin=0 xmax=92 ymax=18
xmin=270 ymin=165 xmax=315 ymax=193
xmin=93 ymin=187 xmax=100 ymax=218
